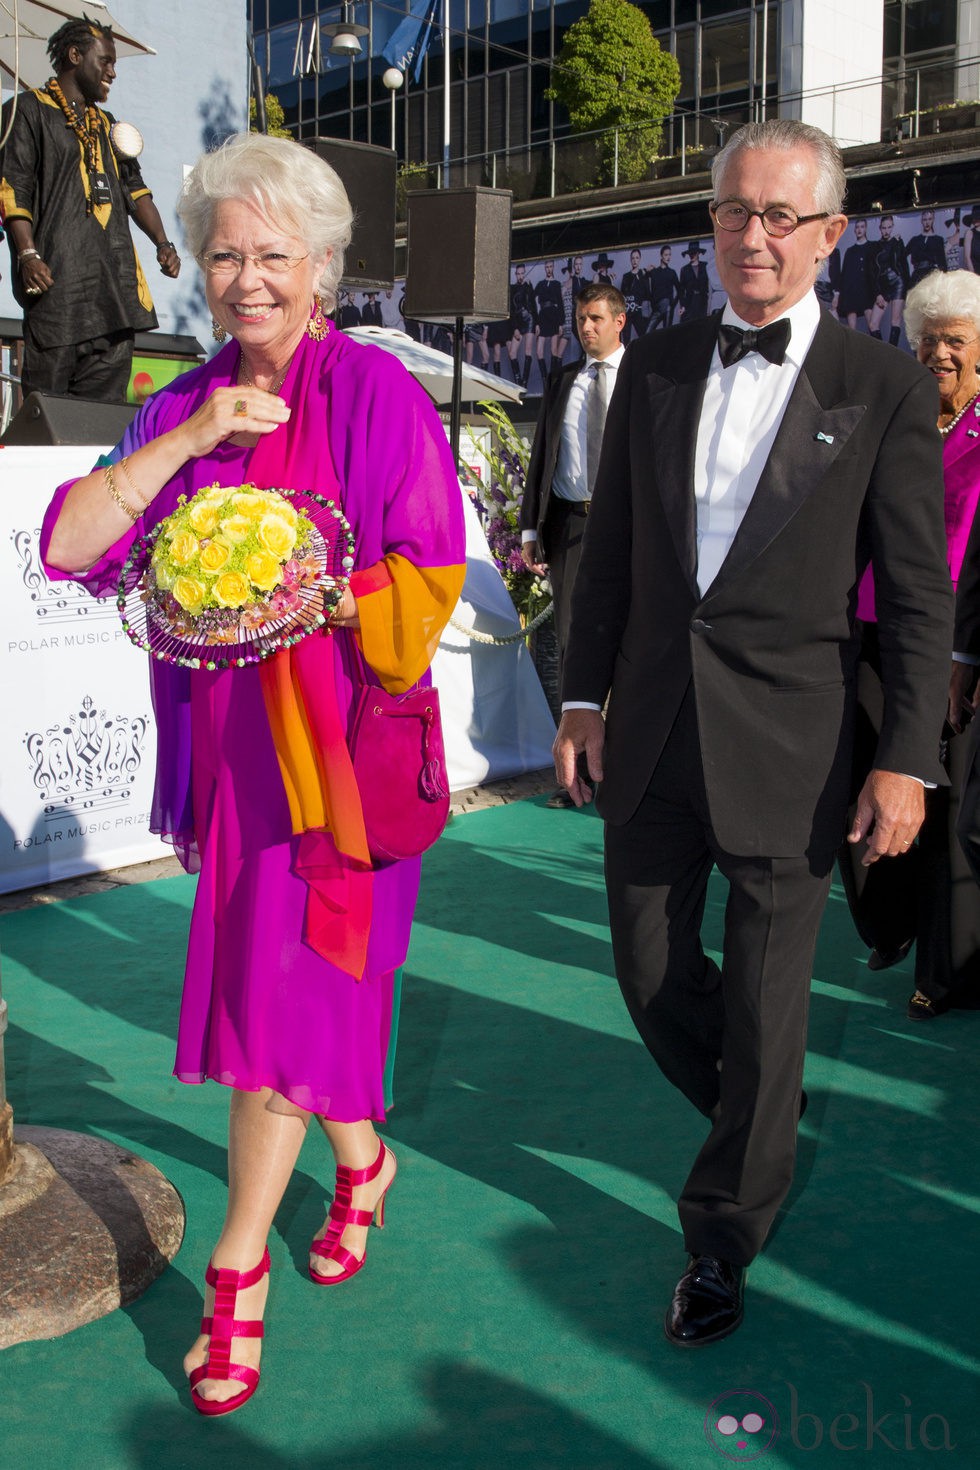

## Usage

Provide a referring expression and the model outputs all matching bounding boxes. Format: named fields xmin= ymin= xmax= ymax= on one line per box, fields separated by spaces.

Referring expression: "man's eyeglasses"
xmin=917 ymin=333 xmax=979 ymax=353
xmin=709 ymin=202 xmax=831 ymax=238
xmin=198 ymin=250 xmax=309 ymax=278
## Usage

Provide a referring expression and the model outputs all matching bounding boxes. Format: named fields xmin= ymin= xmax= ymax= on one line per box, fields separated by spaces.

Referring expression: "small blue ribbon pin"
xmin=815 ymin=431 xmax=835 ymax=444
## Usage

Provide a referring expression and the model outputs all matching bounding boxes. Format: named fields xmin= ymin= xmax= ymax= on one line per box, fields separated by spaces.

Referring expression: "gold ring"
xmin=234 ymin=398 xmax=248 ymax=416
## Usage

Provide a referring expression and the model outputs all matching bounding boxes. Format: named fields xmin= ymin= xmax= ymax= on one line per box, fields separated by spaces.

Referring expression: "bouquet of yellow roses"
xmin=118 ymin=483 xmax=354 ymax=669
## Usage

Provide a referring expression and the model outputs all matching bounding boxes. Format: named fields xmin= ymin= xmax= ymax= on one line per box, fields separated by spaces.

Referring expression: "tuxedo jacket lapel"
xmin=645 ymin=317 xmax=716 ymax=595
xmin=703 ymin=312 xmax=866 ymax=599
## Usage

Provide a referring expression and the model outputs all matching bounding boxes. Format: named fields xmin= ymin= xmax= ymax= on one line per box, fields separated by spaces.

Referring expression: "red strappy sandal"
xmin=309 ymin=1139 xmax=396 ymax=1286
xmin=188 ymin=1247 xmax=270 ymax=1417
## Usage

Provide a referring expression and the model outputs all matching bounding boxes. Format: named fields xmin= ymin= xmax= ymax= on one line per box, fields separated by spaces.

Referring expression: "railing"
xmin=396 ymin=52 xmax=980 ymax=217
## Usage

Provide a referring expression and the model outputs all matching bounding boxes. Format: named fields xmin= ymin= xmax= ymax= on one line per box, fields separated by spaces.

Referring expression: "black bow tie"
xmin=718 ymin=318 xmax=791 ymax=368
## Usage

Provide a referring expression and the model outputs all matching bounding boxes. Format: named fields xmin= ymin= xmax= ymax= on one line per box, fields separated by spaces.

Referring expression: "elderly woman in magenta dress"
xmin=41 ymin=134 xmax=465 ymax=1415
xmin=841 ymin=269 xmax=980 ymax=1021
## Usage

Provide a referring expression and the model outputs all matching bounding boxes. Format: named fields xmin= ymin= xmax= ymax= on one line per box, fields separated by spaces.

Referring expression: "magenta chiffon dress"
xmin=41 ymin=329 xmax=465 ymax=1121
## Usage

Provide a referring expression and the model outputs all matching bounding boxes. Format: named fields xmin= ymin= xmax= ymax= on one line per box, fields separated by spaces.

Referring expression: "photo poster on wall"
xmin=335 ymin=201 xmax=977 ymax=400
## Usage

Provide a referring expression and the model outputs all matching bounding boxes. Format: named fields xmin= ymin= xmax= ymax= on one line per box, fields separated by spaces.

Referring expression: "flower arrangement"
xmin=469 ymin=401 xmax=552 ymax=626
xmin=146 ymin=483 xmax=322 ymax=641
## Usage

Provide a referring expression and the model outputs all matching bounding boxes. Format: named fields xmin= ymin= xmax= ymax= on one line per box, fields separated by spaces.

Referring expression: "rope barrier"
xmin=448 ymin=600 xmax=554 ymax=646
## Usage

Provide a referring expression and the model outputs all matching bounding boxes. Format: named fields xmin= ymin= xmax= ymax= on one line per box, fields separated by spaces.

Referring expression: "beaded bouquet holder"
xmin=117 ymin=483 xmax=355 ymax=670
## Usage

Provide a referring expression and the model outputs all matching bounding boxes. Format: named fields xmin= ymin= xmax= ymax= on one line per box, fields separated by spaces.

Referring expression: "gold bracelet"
xmin=117 ymin=454 xmax=150 ymax=509
xmin=103 ymin=463 xmax=141 ymax=522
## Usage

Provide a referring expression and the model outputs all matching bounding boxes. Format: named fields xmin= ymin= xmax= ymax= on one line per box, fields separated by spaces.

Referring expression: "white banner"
xmin=1 ymin=446 xmax=168 ymax=894
xmin=1 ymin=445 xmax=555 ymax=895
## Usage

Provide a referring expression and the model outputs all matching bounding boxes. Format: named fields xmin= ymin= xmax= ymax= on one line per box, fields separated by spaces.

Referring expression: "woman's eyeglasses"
xmin=709 ymin=202 xmax=831 ymax=238
xmin=199 ymin=250 xmax=309 ymax=278
xmin=917 ymin=333 xmax=979 ymax=352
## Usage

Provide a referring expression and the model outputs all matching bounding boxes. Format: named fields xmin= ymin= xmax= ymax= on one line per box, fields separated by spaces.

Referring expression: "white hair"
xmin=711 ymin=119 xmax=846 ymax=216
xmin=177 ymin=133 xmax=353 ymax=311
xmin=904 ymin=269 xmax=980 ymax=346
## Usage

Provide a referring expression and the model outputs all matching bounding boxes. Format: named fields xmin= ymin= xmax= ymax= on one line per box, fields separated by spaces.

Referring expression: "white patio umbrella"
xmin=343 ymin=326 xmax=524 ymax=406
xmin=0 ymin=0 xmax=154 ymax=91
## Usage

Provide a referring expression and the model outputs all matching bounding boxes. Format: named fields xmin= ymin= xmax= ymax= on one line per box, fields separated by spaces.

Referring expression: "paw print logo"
xmin=704 ymin=1390 xmax=780 ymax=1461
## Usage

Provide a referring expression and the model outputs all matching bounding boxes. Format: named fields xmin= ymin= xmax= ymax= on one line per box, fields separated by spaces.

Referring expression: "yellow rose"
xmin=199 ymin=539 xmax=231 ymax=574
xmin=172 ymin=575 xmax=206 ymax=613
xmin=153 ymin=561 xmax=176 ymax=592
xmin=213 ymin=571 xmax=251 ymax=608
xmin=187 ymin=500 xmax=219 ymax=536
xmin=269 ymin=497 xmax=298 ymax=527
xmin=232 ymin=492 xmax=268 ymax=521
xmin=245 ymin=549 xmax=283 ymax=592
xmin=218 ymin=513 xmax=252 ymax=545
xmin=169 ymin=530 xmax=200 ymax=567
xmin=257 ymin=514 xmax=297 ymax=559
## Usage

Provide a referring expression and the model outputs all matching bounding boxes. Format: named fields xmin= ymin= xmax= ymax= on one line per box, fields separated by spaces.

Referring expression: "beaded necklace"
xmin=939 ymin=388 xmax=980 ymax=439
xmin=45 ymin=77 xmax=103 ymax=215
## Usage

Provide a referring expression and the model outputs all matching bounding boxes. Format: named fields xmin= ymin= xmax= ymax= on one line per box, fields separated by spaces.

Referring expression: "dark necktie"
xmin=586 ymin=360 xmax=610 ymax=494
xmin=717 ymin=318 xmax=791 ymax=368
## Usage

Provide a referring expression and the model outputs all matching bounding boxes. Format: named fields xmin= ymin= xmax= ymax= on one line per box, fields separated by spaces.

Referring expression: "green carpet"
xmin=1 ymin=797 xmax=978 ymax=1469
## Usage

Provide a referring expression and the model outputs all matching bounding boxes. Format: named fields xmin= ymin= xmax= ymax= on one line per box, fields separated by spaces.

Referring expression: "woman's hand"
xmin=174 ymin=387 xmax=291 ymax=459
xmin=330 ymin=587 xmax=360 ymax=630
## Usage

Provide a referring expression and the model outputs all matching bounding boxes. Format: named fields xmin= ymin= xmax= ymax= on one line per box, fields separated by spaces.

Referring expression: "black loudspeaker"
xmin=405 ymin=187 xmax=512 ymax=323
xmin=0 ymin=392 xmax=137 ymax=446
xmin=307 ymin=138 xmax=396 ymax=290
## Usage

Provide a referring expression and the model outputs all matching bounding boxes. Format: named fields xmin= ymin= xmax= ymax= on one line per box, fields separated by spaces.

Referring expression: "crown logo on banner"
xmin=25 ymin=695 xmax=149 ymax=812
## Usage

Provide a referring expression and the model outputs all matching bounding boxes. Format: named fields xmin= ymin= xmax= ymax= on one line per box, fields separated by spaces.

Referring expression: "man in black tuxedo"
xmin=554 ymin=120 xmax=952 ymax=1344
xmin=521 ymin=284 xmax=626 ymax=804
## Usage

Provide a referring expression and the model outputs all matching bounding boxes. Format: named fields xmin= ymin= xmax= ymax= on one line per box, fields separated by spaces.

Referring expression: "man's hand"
xmin=156 ymin=242 xmax=181 ymax=278
xmin=19 ymin=254 xmax=55 ymax=296
xmin=847 ymin=769 xmax=925 ymax=866
xmin=948 ymin=659 xmax=976 ymax=732
xmin=553 ymin=708 xmax=605 ymax=807
xmin=520 ymin=539 xmax=547 ymax=574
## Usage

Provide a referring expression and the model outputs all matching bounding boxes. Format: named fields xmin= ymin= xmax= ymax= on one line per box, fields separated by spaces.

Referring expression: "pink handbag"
xmin=349 ymin=680 xmax=451 ymax=863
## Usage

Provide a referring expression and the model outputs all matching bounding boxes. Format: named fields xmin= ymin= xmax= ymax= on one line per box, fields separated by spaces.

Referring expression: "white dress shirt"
xmin=694 ymin=292 xmax=820 ymax=595
xmin=552 ymin=345 xmax=626 ymax=503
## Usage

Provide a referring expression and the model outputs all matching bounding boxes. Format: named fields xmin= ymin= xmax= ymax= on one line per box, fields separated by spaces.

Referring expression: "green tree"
xmin=546 ymin=0 xmax=681 ymax=184
xmin=248 ymin=93 xmax=293 ymax=139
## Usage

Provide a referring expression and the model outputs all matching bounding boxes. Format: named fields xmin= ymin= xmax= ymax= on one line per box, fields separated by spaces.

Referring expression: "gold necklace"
xmin=237 ymin=353 xmax=291 ymax=396
xmin=939 ymin=388 xmax=980 ymax=438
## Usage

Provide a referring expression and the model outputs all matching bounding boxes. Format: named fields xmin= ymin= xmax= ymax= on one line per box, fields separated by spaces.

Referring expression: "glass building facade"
xmin=250 ymin=0 xmax=776 ymax=162
xmin=249 ymin=0 xmax=969 ymax=165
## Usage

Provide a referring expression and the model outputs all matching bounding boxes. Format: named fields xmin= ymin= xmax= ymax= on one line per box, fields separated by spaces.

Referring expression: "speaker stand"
xmin=450 ymin=316 xmax=465 ymax=468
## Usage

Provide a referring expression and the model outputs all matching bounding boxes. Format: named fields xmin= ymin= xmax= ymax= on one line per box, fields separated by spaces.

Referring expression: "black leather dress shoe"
xmin=664 ymin=1254 xmax=744 ymax=1347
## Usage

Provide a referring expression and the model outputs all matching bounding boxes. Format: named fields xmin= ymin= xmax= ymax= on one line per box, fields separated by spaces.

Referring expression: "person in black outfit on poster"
xmin=678 ymin=241 xmax=709 ymax=320
xmin=648 ymin=245 xmax=680 ymax=331
xmin=906 ymin=209 xmax=947 ymax=290
xmin=0 ymin=18 xmax=180 ymax=402
xmin=869 ymin=214 xmax=909 ymax=345
xmin=621 ymin=249 xmax=650 ymax=343
xmin=510 ymin=263 xmax=538 ymax=386
xmin=837 ymin=217 xmax=876 ymax=331
xmin=359 ymin=292 xmax=382 ymax=327
xmin=535 ymin=259 xmax=567 ymax=377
